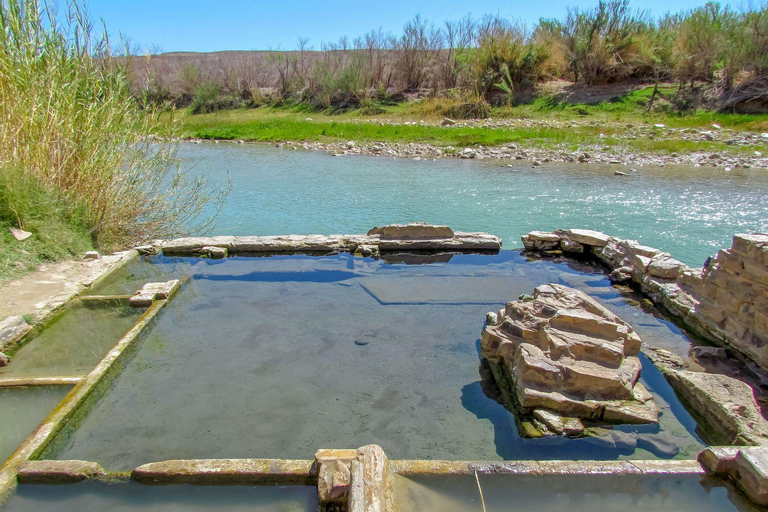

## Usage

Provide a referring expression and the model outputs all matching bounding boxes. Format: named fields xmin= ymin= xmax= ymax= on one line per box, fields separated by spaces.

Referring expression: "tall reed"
xmin=0 ymin=0 xmax=227 ymax=250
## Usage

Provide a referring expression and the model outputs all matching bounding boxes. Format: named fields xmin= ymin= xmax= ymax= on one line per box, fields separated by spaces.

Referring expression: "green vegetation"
xmin=175 ymin=86 xmax=768 ymax=156
xmin=137 ymin=1 xmax=768 ymax=114
xmin=0 ymin=0 xmax=226 ymax=281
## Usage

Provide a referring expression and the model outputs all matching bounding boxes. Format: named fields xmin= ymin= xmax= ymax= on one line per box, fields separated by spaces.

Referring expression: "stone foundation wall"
xmin=521 ymin=230 xmax=768 ymax=371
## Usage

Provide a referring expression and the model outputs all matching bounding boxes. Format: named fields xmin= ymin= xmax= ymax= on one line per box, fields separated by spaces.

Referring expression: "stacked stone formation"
xmin=521 ymin=230 xmax=768 ymax=373
xmin=696 ymin=234 xmax=768 ymax=368
xmin=481 ymin=283 xmax=659 ymax=437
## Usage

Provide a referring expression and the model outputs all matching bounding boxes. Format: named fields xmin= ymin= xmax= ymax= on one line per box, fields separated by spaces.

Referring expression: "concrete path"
xmin=0 ymin=251 xmax=136 ymax=323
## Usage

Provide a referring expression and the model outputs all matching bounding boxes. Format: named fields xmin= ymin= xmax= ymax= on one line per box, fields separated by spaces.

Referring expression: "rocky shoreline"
xmin=183 ymin=118 xmax=768 ymax=169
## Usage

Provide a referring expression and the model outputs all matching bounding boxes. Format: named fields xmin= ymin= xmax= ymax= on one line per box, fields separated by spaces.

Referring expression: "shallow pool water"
xmin=394 ymin=473 xmax=761 ymax=512
xmin=181 ymin=142 xmax=768 ymax=265
xmin=48 ymin=251 xmax=706 ymax=470
xmin=0 ymin=386 xmax=71 ymax=464
xmin=2 ymin=482 xmax=318 ymax=512
xmin=0 ymin=304 xmax=143 ymax=379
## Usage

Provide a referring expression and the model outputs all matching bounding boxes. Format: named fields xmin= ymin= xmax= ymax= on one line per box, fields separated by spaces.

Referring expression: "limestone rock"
xmin=83 ymin=251 xmax=100 ymax=260
xmin=367 ymin=223 xmax=453 ymax=240
xmin=665 ymin=370 xmax=768 ymax=445
xmin=648 ymin=255 xmax=685 ymax=280
xmin=700 ymin=446 xmax=768 ymax=506
xmin=8 ymin=226 xmax=32 ymax=241
xmin=18 ymin=460 xmax=106 ymax=484
xmin=316 ymin=449 xmax=357 ymax=504
xmin=0 ymin=315 xmax=31 ymax=353
xmin=129 ymin=280 xmax=180 ymax=308
xmin=481 ymin=284 xmax=659 ymax=437
xmin=348 ymin=444 xmax=391 ymax=512
xmin=566 ymin=229 xmax=611 ymax=247
xmin=521 ymin=231 xmax=560 ymax=251
xmin=203 ymin=246 xmax=227 ymax=259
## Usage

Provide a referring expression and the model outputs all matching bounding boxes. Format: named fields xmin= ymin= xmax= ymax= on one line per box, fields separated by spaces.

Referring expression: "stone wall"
xmin=521 ymin=230 xmax=768 ymax=372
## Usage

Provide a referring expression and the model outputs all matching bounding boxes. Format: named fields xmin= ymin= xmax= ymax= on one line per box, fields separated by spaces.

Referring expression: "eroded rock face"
xmin=481 ymin=283 xmax=659 ymax=437
xmin=666 ymin=370 xmax=768 ymax=445
xmin=521 ymin=229 xmax=768 ymax=375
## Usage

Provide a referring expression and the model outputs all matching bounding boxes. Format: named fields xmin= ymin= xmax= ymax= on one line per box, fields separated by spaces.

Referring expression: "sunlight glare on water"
xmin=183 ymin=143 xmax=768 ymax=266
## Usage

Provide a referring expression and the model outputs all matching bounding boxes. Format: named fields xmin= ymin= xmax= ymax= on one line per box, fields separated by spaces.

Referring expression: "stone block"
xmin=203 ymin=246 xmax=227 ymax=259
xmin=567 ymin=229 xmax=611 ymax=247
xmin=737 ymin=447 xmax=768 ymax=505
xmin=665 ymin=370 xmax=768 ymax=445
xmin=648 ymin=256 xmax=686 ymax=280
xmin=367 ymin=223 xmax=453 ymax=240
xmin=348 ymin=445 xmax=390 ymax=512
xmin=316 ymin=448 xmax=358 ymax=503
xmin=698 ymin=446 xmax=740 ymax=475
xmin=732 ymin=233 xmax=768 ymax=260
xmin=630 ymin=254 xmax=652 ymax=272
xmin=718 ymin=250 xmax=744 ymax=273
xmin=744 ymin=260 xmax=768 ymax=287
xmin=620 ymin=240 xmax=661 ymax=258
xmin=18 ymin=460 xmax=106 ymax=484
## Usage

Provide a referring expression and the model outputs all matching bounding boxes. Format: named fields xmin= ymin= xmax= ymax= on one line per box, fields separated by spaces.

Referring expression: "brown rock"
xmin=481 ymin=284 xmax=659 ymax=436
xmin=18 ymin=460 xmax=106 ymax=484
xmin=566 ymin=229 xmax=611 ymax=247
xmin=665 ymin=370 xmax=768 ymax=445
xmin=367 ymin=223 xmax=453 ymax=240
xmin=648 ymin=256 xmax=686 ymax=280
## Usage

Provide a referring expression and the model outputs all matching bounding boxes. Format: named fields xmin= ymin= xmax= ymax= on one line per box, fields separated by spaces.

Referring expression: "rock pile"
xmin=481 ymin=283 xmax=659 ymax=437
xmin=521 ymin=230 xmax=768 ymax=374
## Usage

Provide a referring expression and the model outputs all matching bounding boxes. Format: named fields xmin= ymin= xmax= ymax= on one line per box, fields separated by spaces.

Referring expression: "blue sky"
xmin=73 ymin=0 xmax=747 ymax=53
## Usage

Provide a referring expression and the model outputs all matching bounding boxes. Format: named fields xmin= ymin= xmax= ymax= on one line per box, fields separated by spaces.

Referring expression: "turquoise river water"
xmin=182 ymin=142 xmax=768 ymax=266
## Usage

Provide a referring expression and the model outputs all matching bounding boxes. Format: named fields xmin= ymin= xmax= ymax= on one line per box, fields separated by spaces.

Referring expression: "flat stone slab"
xmin=158 ymin=227 xmax=501 ymax=256
xmin=566 ymin=229 xmax=611 ymax=247
xmin=132 ymin=459 xmax=316 ymax=485
xmin=666 ymin=370 xmax=768 ymax=445
xmin=368 ymin=223 xmax=453 ymax=240
xmin=390 ymin=459 xmax=703 ymax=475
xmin=129 ymin=280 xmax=180 ymax=308
xmin=17 ymin=460 xmax=106 ymax=484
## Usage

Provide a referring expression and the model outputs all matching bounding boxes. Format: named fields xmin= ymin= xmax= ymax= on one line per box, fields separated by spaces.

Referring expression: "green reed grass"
xmin=0 ymin=0 xmax=226 ymax=270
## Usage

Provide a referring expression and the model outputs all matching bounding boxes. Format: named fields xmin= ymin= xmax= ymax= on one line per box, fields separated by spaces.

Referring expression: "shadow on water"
xmin=193 ymin=269 xmax=359 ymax=283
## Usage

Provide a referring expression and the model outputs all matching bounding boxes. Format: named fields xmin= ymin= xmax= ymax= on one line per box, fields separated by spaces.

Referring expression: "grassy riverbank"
xmin=176 ymin=86 xmax=768 ymax=156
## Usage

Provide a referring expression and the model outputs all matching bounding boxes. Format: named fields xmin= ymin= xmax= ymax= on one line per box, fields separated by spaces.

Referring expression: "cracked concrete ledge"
xmin=0 ymin=377 xmax=82 ymax=388
xmin=0 ymin=250 xmax=138 ymax=325
xmin=0 ymin=283 xmax=181 ymax=507
xmin=156 ymin=231 xmax=502 ymax=257
xmin=132 ymin=459 xmax=317 ymax=485
xmin=14 ymin=457 xmax=703 ymax=486
xmin=389 ymin=458 xmax=704 ymax=476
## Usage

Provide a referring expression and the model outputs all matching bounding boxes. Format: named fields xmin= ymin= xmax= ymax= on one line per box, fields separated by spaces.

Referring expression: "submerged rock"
xmin=481 ymin=283 xmax=659 ymax=437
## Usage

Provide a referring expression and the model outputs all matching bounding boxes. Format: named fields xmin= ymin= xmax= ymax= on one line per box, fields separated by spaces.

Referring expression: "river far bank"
xmin=183 ymin=136 xmax=768 ymax=170
xmin=177 ymin=107 xmax=768 ymax=169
